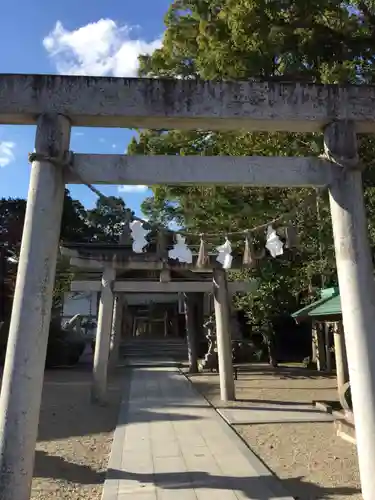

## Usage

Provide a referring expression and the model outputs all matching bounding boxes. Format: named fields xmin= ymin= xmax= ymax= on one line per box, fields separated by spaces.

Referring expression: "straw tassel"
xmin=285 ymin=224 xmax=298 ymax=249
xmin=196 ymin=234 xmax=208 ymax=268
xmin=243 ymin=234 xmax=255 ymax=268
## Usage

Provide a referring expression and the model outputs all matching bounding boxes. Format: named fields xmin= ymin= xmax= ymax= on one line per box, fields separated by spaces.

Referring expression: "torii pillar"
xmin=326 ymin=121 xmax=375 ymax=499
xmin=184 ymin=293 xmax=199 ymax=373
xmin=91 ymin=266 xmax=115 ymax=404
xmin=213 ymin=269 xmax=235 ymax=401
xmin=0 ymin=114 xmax=71 ymax=500
xmin=108 ymin=293 xmax=125 ymax=372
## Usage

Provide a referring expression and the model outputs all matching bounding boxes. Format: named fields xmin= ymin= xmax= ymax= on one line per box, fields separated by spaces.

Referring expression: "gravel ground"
xmin=187 ymin=364 xmax=362 ymax=500
xmin=30 ymin=365 xmax=125 ymax=500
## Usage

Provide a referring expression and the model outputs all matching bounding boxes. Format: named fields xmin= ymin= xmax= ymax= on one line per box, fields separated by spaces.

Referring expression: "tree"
xmin=60 ymin=190 xmax=94 ymax=243
xmin=52 ymin=256 xmax=74 ymax=312
xmin=0 ymin=190 xmax=99 ymax=318
xmin=0 ymin=198 xmax=27 ymax=319
xmin=128 ymin=0 xmax=375 ymax=360
xmin=1 ymin=190 xmax=96 ymax=249
xmin=0 ymin=190 xmax=133 ymax=365
xmin=139 ymin=0 xmax=373 ymax=83
xmin=86 ymin=196 xmax=129 ymax=243
xmin=0 ymin=198 xmax=26 ymax=254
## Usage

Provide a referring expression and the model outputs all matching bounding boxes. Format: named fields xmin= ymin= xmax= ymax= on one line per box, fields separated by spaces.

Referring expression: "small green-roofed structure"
xmin=292 ymin=287 xmax=341 ymax=323
xmin=291 ymin=286 xmax=350 ymax=407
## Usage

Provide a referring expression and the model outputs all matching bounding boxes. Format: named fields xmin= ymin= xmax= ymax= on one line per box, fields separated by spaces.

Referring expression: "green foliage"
xmin=52 ymin=256 xmax=74 ymax=310
xmin=0 ymin=318 xmax=86 ymax=368
xmin=45 ymin=319 xmax=86 ymax=368
xmin=0 ymin=198 xmax=26 ymax=253
xmin=131 ymin=0 xmax=375 ymax=344
xmin=0 ymin=189 xmax=133 ymax=365
xmin=1 ymin=190 xmax=91 ymax=314
xmin=139 ymin=0 xmax=375 ymax=83
xmin=0 ymin=190 xmax=131 ymax=319
xmin=60 ymin=190 xmax=93 ymax=242
xmin=86 ymin=195 xmax=129 ymax=243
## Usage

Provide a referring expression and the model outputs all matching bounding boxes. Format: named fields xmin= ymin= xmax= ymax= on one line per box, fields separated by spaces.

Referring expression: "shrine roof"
xmin=292 ymin=287 xmax=341 ymax=323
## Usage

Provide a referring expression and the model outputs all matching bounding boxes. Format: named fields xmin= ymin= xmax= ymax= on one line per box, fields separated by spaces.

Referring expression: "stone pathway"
xmin=102 ymin=367 xmax=294 ymax=499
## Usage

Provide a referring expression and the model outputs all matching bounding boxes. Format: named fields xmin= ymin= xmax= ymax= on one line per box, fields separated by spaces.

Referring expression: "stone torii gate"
xmin=61 ymin=241 xmax=258 ymax=404
xmin=0 ymin=75 xmax=375 ymax=499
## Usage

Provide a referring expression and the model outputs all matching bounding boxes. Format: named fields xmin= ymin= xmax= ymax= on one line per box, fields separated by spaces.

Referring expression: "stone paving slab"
xmin=218 ymin=403 xmax=334 ymax=425
xmin=102 ymin=367 xmax=294 ymax=500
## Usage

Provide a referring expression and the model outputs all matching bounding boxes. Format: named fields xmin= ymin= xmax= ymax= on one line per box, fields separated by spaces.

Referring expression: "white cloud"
xmin=0 ymin=141 xmax=15 ymax=167
xmin=118 ymin=185 xmax=148 ymax=193
xmin=43 ymin=19 xmax=162 ymax=76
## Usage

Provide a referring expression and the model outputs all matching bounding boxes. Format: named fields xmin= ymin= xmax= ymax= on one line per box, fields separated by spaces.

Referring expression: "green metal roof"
xmin=292 ymin=287 xmax=341 ymax=321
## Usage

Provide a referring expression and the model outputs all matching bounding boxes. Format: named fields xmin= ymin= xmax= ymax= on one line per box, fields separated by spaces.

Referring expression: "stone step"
xmin=123 ymin=351 xmax=188 ymax=357
xmin=122 ymin=339 xmax=186 ymax=344
xmin=122 ymin=345 xmax=187 ymax=350
xmin=334 ymin=415 xmax=356 ymax=445
xmin=120 ymin=338 xmax=188 ymax=360
xmin=121 ymin=343 xmax=187 ymax=350
xmin=122 ymin=338 xmax=187 ymax=343
xmin=122 ymin=344 xmax=187 ymax=348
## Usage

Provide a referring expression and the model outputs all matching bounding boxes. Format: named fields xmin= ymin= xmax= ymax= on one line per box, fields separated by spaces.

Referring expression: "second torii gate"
xmin=61 ymin=241 xmax=258 ymax=404
xmin=0 ymin=75 xmax=375 ymax=499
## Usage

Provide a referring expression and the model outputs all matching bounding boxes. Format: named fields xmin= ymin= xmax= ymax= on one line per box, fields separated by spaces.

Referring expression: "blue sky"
xmin=0 ymin=0 xmax=172 ymax=216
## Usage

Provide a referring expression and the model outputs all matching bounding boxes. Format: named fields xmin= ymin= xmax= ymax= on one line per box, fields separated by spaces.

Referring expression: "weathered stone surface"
xmin=0 ymin=114 xmax=70 ymax=500
xmin=91 ymin=266 xmax=115 ymax=405
xmin=70 ymin=280 xmax=258 ymax=294
xmin=1 ymin=74 xmax=375 ymax=132
xmin=66 ymin=154 xmax=333 ymax=187
xmin=327 ymin=121 xmax=375 ymax=499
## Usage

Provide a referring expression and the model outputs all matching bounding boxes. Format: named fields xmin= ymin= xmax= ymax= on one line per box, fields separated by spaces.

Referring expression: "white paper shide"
xmin=216 ymin=238 xmax=233 ymax=269
xmin=129 ymin=221 xmax=150 ymax=253
xmin=265 ymin=225 xmax=284 ymax=257
xmin=168 ymin=234 xmax=193 ymax=263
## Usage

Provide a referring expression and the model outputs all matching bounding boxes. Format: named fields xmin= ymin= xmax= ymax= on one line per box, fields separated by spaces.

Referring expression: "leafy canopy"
xmin=129 ymin=0 xmax=375 ymax=335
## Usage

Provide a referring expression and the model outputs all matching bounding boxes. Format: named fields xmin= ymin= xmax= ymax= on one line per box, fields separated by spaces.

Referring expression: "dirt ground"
xmin=188 ymin=364 xmax=362 ymax=500
xmin=30 ymin=365 xmax=125 ymax=500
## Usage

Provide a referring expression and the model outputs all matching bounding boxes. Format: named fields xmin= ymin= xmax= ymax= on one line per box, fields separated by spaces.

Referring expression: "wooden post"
xmin=311 ymin=322 xmax=318 ymax=364
xmin=91 ymin=266 xmax=115 ymax=404
xmin=195 ymin=293 xmax=205 ymax=356
xmin=326 ymin=120 xmax=375 ymax=499
xmin=324 ymin=323 xmax=332 ymax=373
xmin=213 ymin=269 xmax=235 ymax=401
xmin=314 ymin=322 xmax=326 ymax=371
xmin=184 ymin=293 xmax=199 ymax=373
xmin=333 ymin=321 xmax=349 ymax=392
xmin=0 ymin=114 xmax=70 ymax=500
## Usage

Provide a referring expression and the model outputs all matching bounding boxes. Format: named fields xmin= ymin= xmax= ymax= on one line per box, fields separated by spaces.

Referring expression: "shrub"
xmin=0 ymin=317 xmax=86 ymax=368
xmin=45 ymin=318 xmax=86 ymax=368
